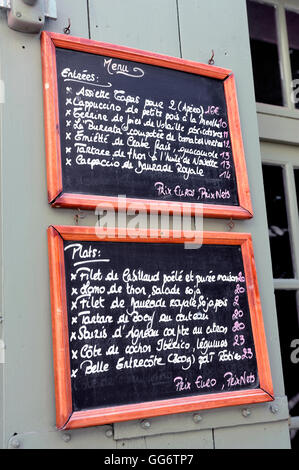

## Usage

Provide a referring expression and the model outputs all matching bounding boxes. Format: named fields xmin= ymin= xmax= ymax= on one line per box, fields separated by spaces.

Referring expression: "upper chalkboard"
xmin=48 ymin=226 xmax=273 ymax=430
xmin=41 ymin=32 xmax=253 ymax=219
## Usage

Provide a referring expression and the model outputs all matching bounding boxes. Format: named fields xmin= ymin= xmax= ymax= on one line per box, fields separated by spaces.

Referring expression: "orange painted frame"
xmin=41 ymin=31 xmax=253 ymax=219
xmin=48 ymin=226 xmax=273 ymax=430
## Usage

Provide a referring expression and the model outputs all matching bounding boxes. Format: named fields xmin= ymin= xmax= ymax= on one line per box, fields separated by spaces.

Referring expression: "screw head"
xmin=140 ymin=419 xmax=151 ymax=429
xmin=105 ymin=428 xmax=113 ymax=438
xmin=242 ymin=408 xmax=251 ymax=417
xmin=193 ymin=413 xmax=202 ymax=423
xmin=16 ymin=11 xmax=22 ymax=18
xmin=62 ymin=432 xmax=71 ymax=442
xmin=10 ymin=437 xmax=21 ymax=449
xmin=270 ymin=404 xmax=279 ymax=414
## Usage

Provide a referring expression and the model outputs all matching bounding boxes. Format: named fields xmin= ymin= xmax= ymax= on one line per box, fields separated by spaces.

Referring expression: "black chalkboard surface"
xmin=41 ymin=32 xmax=253 ymax=219
xmin=64 ymin=240 xmax=257 ymax=411
xmin=48 ymin=227 xmax=273 ymax=429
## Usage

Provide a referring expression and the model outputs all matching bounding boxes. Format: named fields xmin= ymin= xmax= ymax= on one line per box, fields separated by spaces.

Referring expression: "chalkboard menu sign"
xmin=41 ymin=32 xmax=252 ymax=219
xmin=48 ymin=226 xmax=273 ymax=430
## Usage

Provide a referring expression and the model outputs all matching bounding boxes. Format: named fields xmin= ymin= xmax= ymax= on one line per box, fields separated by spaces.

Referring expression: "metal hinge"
xmin=0 ymin=0 xmax=57 ymax=33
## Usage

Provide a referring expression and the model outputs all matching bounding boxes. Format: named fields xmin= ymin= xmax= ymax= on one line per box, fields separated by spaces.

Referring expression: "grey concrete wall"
xmin=0 ymin=0 xmax=290 ymax=449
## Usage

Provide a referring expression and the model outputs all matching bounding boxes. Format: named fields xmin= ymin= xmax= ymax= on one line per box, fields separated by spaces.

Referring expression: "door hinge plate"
xmin=0 ymin=0 xmax=57 ymax=33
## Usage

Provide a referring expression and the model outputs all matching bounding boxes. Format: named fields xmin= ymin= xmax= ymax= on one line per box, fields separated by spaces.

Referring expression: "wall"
xmin=0 ymin=0 xmax=291 ymax=449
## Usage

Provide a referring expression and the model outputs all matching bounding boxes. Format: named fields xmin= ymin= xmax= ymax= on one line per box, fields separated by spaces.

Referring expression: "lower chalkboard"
xmin=48 ymin=227 xmax=273 ymax=429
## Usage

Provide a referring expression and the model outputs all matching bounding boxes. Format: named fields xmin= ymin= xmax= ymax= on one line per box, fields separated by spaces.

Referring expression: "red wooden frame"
xmin=41 ymin=31 xmax=252 ymax=219
xmin=48 ymin=226 xmax=273 ymax=430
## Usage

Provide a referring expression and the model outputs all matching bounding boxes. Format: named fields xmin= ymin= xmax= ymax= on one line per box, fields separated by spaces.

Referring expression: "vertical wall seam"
xmin=0 ymin=42 xmax=4 ymax=450
xmin=176 ymin=0 xmax=183 ymax=58
xmin=86 ymin=0 xmax=91 ymax=39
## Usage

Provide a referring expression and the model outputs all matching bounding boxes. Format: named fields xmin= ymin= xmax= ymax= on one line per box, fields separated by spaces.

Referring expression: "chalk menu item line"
xmin=47 ymin=226 xmax=273 ymax=430
xmin=41 ymin=31 xmax=253 ymax=219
